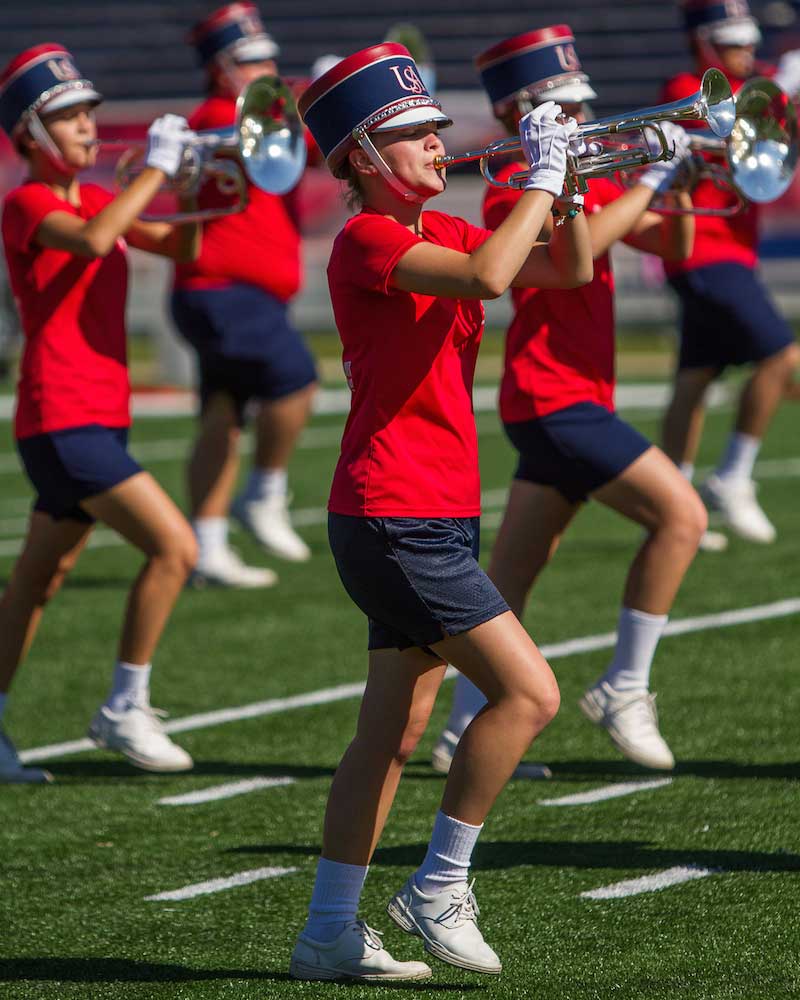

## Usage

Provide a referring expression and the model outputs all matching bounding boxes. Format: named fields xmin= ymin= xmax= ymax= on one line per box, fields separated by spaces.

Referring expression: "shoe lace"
xmin=619 ymin=691 xmax=659 ymax=728
xmin=440 ymin=879 xmax=480 ymax=927
xmin=353 ymin=920 xmax=384 ymax=951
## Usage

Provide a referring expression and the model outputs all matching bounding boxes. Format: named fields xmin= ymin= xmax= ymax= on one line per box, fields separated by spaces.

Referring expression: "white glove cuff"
xmin=524 ymin=168 xmax=565 ymax=198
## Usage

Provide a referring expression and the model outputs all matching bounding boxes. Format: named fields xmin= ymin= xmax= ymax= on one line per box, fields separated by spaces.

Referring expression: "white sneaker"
xmin=0 ymin=728 xmax=53 ymax=784
xmin=701 ymin=474 xmax=776 ymax=544
xmin=190 ymin=545 xmax=278 ymax=589
xmin=431 ymin=728 xmax=552 ymax=780
xmin=579 ymin=681 xmax=675 ymax=770
xmin=289 ymin=920 xmax=432 ymax=982
xmin=88 ymin=702 xmax=193 ymax=773
xmin=387 ymin=878 xmax=501 ymax=975
xmin=232 ymin=493 xmax=311 ymax=562
xmin=698 ymin=529 xmax=729 ymax=553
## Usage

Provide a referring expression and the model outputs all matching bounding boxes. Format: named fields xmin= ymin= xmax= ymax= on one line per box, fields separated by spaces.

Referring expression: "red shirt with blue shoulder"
xmin=659 ymin=68 xmax=775 ymax=274
xmin=484 ymin=168 xmax=622 ymax=423
xmin=173 ymin=94 xmax=302 ymax=301
xmin=2 ymin=181 xmax=129 ymax=439
xmin=327 ymin=209 xmax=491 ymax=518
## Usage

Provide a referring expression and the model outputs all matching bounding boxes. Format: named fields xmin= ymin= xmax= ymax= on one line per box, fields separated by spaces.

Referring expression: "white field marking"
xmin=539 ymin=778 xmax=672 ymax=807
xmin=0 ymin=528 xmax=124 ymax=558
xmin=581 ymin=865 xmax=719 ymax=900
xmin=18 ymin=597 xmax=800 ymax=765
xmin=144 ymin=865 xmax=298 ymax=902
xmin=157 ymin=776 xmax=296 ymax=806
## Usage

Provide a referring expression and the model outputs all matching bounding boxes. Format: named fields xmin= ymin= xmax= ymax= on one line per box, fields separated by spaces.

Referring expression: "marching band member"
xmin=433 ymin=26 xmax=706 ymax=775
xmin=289 ymin=43 xmax=592 ymax=981
xmin=660 ymin=0 xmax=800 ymax=544
xmin=171 ymin=2 xmax=318 ymax=587
xmin=0 ymin=44 xmax=198 ymax=781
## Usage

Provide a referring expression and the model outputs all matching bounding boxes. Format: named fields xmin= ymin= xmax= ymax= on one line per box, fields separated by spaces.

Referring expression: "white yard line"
xmin=581 ymin=865 xmax=718 ymax=900
xmin=19 ymin=598 xmax=800 ymax=765
xmin=157 ymin=776 xmax=296 ymax=806
xmin=539 ymin=778 xmax=672 ymax=807
xmin=144 ymin=866 xmax=298 ymax=902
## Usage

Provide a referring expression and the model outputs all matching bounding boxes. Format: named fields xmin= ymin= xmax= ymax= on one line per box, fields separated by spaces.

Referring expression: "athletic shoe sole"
xmin=87 ymin=727 xmax=194 ymax=773
xmin=288 ymin=958 xmax=431 ymax=982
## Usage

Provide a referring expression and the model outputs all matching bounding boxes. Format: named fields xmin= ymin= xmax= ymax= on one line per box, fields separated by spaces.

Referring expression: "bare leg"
xmin=253 ymin=383 xmax=316 ymax=471
xmin=82 ymin=472 xmax=198 ymax=664
xmin=661 ymin=367 xmax=716 ymax=467
xmin=322 ymin=649 xmax=447 ymax=865
xmin=433 ymin=613 xmax=559 ymax=826
xmin=487 ymin=480 xmax=579 ymax=618
xmin=734 ymin=343 xmax=800 ymax=438
xmin=188 ymin=392 xmax=241 ymax=518
xmin=592 ymin=446 xmax=707 ymax=614
xmin=0 ymin=513 xmax=92 ymax=692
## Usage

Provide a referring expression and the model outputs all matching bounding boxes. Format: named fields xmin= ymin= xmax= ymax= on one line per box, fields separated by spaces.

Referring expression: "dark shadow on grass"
xmin=543 ymin=759 xmax=800 ymax=781
xmin=0 ymin=958 xmax=480 ymax=989
xmin=228 ymin=840 xmax=800 ymax=875
xmin=45 ymin=760 xmax=336 ymax=781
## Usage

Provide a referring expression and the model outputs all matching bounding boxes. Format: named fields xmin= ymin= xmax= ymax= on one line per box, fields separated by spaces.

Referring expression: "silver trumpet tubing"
xmin=434 ymin=69 xmax=735 ymax=195
xmin=95 ymin=76 xmax=307 ymax=223
xmin=671 ymin=77 xmax=799 ymax=216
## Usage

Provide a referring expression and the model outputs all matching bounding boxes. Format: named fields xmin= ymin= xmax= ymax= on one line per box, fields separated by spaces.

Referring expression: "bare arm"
xmin=34 ymin=167 xmax=168 ymax=258
xmin=125 ymin=217 xmax=201 ymax=262
xmin=623 ymin=190 xmax=694 ymax=261
xmin=392 ymin=188 xmax=590 ymax=299
xmin=511 ymin=208 xmax=593 ymax=289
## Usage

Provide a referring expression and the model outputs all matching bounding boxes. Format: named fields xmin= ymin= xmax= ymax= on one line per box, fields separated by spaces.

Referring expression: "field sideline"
xmin=0 ymin=386 xmax=798 ymax=999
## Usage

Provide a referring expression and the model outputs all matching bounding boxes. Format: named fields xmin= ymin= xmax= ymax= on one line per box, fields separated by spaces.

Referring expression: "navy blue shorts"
xmin=17 ymin=424 xmax=142 ymax=524
xmin=328 ymin=513 xmax=509 ymax=652
xmin=504 ymin=402 xmax=651 ymax=504
xmin=668 ymin=262 xmax=795 ymax=371
xmin=171 ymin=284 xmax=317 ymax=424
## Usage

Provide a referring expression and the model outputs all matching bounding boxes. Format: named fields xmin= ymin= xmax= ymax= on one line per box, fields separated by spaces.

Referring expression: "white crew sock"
xmin=303 ymin=857 xmax=369 ymax=942
xmin=244 ymin=467 xmax=287 ymax=502
xmin=105 ymin=661 xmax=151 ymax=713
xmin=444 ymin=674 xmax=487 ymax=740
xmin=193 ymin=517 xmax=228 ymax=564
xmin=600 ymin=607 xmax=668 ymax=693
xmin=716 ymin=432 xmax=761 ymax=483
xmin=679 ymin=462 xmax=695 ymax=482
xmin=415 ymin=810 xmax=483 ymax=895
xmin=0 ymin=693 xmax=7 ymax=722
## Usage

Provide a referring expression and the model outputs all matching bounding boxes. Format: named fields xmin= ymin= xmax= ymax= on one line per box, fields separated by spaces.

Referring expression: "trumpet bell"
xmin=701 ymin=68 xmax=737 ymax=138
xmin=728 ymin=77 xmax=798 ymax=203
xmin=234 ymin=75 xmax=307 ymax=196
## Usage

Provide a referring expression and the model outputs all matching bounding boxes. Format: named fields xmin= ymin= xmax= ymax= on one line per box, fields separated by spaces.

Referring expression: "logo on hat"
xmin=390 ymin=64 xmax=425 ymax=94
xmin=47 ymin=56 xmax=80 ymax=82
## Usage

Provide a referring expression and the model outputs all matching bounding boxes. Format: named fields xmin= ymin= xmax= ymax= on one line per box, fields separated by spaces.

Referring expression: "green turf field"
xmin=0 ymin=387 xmax=798 ymax=999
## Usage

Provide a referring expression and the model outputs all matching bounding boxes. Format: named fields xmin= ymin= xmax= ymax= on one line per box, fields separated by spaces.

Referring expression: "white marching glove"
xmin=519 ymin=101 xmax=579 ymax=197
xmin=145 ymin=114 xmax=194 ymax=178
xmin=638 ymin=121 xmax=692 ymax=194
xmin=774 ymin=49 xmax=800 ymax=98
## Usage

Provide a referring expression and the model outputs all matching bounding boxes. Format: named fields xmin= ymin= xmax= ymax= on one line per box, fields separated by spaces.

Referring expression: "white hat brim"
xmin=230 ymin=36 xmax=280 ymax=63
xmin=538 ymin=81 xmax=597 ymax=105
xmin=40 ymin=86 xmax=103 ymax=116
xmin=372 ymin=106 xmax=452 ymax=131
xmin=708 ymin=20 xmax=762 ymax=46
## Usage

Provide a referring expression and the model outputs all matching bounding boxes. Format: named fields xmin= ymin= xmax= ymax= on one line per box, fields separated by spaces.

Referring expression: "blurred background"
xmin=1 ymin=0 xmax=799 ymax=385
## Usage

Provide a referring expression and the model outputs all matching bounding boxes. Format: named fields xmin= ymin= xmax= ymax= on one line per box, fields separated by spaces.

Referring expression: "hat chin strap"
xmin=356 ymin=131 xmax=427 ymax=205
xmin=26 ymin=111 xmax=70 ymax=172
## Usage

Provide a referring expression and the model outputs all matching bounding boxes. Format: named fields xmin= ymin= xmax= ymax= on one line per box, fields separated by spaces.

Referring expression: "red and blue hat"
xmin=189 ymin=3 xmax=279 ymax=67
xmin=0 ymin=43 xmax=102 ymax=138
xmin=476 ymin=26 xmax=597 ymax=116
xmin=681 ymin=0 xmax=762 ymax=45
xmin=298 ymin=43 xmax=452 ymax=176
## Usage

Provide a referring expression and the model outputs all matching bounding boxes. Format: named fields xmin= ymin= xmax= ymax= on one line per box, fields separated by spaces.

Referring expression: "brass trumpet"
xmin=661 ymin=77 xmax=799 ymax=216
xmin=95 ymin=76 xmax=306 ymax=222
xmin=434 ymin=69 xmax=735 ymax=195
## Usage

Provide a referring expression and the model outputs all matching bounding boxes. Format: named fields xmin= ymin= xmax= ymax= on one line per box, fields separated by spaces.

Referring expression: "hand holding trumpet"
xmin=638 ymin=121 xmax=692 ymax=193
xmin=144 ymin=114 xmax=196 ymax=179
xmin=517 ymin=102 xmax=579 ymax=196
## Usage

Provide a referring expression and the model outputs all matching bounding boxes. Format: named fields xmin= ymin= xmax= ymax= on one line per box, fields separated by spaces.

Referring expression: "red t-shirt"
xmin=661 ymin=70 xmax=764 ymax=274
xmin=327 ymin=209 xmax=491 ymax=518
xmin=2 ymin=181 xmax=130 ymax=439
xmin=173 ymin=95 xmax=302 ymax=301
xmin=484 ymin=169 xmax=622 ymax=423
